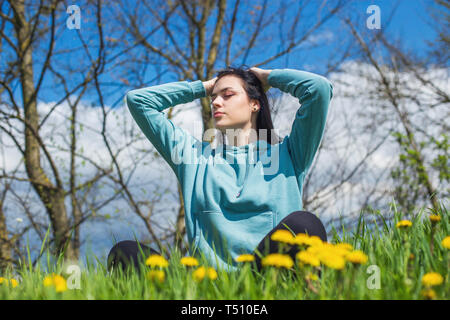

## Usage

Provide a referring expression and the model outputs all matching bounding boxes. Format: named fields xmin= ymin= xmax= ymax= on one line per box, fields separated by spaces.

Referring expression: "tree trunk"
xmin=0 ymin=204 xmax=13 ymax=272
xmin=12 ymin=1 xmax=76 ymax=261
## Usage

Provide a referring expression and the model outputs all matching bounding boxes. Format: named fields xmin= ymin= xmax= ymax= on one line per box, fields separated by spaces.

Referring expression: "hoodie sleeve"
xmin=268 ymin=68 xmax=333 ymax=178
xmin=125 ymin=80 xmax=206 ymax=181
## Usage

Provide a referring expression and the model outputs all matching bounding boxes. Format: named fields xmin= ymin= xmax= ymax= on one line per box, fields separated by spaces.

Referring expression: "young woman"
xmin=108 ymin=66 xmax=333 ymax=274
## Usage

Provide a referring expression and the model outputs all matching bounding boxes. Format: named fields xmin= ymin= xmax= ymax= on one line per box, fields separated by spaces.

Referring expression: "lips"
xmin=214 ymin=112 xmax=225 ymax=118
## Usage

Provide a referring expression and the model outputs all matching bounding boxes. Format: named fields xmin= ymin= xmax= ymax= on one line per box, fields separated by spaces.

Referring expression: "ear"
xmin=250 ymin=99 xmax=260 ymax=111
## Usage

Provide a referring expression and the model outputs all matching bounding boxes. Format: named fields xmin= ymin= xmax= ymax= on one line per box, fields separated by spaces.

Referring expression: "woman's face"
xmin=210 ymin=75 xmax=259 ymax=131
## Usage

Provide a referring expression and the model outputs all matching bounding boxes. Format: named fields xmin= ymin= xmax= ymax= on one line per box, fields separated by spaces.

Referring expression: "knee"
xmin=108 ymin=240 xmax=136 ymax=257
xmin=281 ymin=211 xmax=327 ymax=242
xmin=107 ymin=240 xmax=147 ymax=271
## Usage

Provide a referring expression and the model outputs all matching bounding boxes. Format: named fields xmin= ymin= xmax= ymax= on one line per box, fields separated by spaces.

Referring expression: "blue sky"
xmin=2 ymin=0 xmax=442 ymax=108
xmin=1 ymin=0 xmax=446 ymax=263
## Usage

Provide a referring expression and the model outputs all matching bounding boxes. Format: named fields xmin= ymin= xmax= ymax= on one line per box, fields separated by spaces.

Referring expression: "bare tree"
xmin=337 ymin=1 xmax=448 ymax=218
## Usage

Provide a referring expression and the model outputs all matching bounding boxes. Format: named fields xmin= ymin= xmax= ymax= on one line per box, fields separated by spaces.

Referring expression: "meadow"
xmin=0 ymin=202 xmax=448 ymax=300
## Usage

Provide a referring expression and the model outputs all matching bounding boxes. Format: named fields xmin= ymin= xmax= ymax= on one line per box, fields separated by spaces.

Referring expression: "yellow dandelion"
xmin=320 ymin=254 xmax=346 ymax=270
xmin=10 ymin=279 xmax=18 ymax=288
xmin=305 ymin=244 xmax=325 ymax=256
xmin=429 ymin=214 xmax=441 ymax=224
xmin=261 ymin=253 xmax=294 ymax=269
xmin=305 ymin=272 xmax=319 ymax=281
xmin=421 ymin=288 xmax=437 ymax=300
xmin=271 ymin=229 xmax=295 ymax=244
xmin=180 ymin=256 xmax=199 ymax=267
xmin=441 ymin=236 xmax=450 ymax=249
xmin=293 ymin=233 xmax=323 ymax=247
xmin=145 ymin=254 xmax=169 ymax=268
xmin=334 ymin=243 xmax=353 ymax=252
xmin=308 ymin=236 xmax=324 ymax=247
xmin=193 ymin=266 xmax=206 ymax=282
xmin=207 ymin=267 xmax=218 ymax=280
xmin=409 ymin=253 xmax=415 ymax=260
xmin=52 ymin=275 xmax=67 ymax=293
xmin=345 ymin=250 xmax=368 ymax=265
xmin=421 ymin=272 xmax=444 ymax=287
xmin=235 ymin=254 xmax=255 ymax=263
xmin=43 ymin=274 xmax=67 ymax=292
xmin=330 ymin=244 xmax=353 ymax=257
xmin=0 ymin=277 xmax=18 ymax=287
xmin=146 ymin=270 xmax=165 ymax=283
xmin=396 ymin=220 xmax=412 ymax=229
xmin=296 ymin=251 xmax=320 ymax=267
xmin=293 ymin=233 xmax=311 ymax=246
xmin=307 ymin=243 xmax=339 ymax=256
xmin=43 ymin=275 xmax=54 ymax=287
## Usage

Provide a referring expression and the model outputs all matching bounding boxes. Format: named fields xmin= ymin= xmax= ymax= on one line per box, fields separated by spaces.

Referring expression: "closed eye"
xmin=211 ymin=94 xmax=234 ymax=104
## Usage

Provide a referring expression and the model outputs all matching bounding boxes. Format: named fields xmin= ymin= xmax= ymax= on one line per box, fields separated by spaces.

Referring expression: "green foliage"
xmin=390 ymin=131 xmax=448 ymax=214
xmin=0 ymin=201 xmax=448 ymax=299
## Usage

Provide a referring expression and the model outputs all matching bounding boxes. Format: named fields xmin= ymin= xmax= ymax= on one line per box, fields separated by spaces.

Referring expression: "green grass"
xmin=0 ymin=202 xmax=448 ymax=300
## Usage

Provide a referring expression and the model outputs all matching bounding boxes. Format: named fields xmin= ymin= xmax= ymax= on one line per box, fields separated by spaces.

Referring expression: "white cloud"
xmin=1 ymin=60 xmax=447 ymax=259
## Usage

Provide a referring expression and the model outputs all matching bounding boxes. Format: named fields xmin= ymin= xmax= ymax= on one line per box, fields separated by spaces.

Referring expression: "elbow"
xmin=125 ymin=90 xmax=138 ymax=109
xmin=312 ymin=77 xmax=333 ymax=101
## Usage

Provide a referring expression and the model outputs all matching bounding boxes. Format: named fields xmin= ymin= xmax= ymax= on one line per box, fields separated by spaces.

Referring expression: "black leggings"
xmin=107 ymin=211 xmax=327 ymax=273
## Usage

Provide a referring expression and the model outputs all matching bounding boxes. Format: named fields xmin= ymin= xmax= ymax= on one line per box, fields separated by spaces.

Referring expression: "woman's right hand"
xmin=249 ymin=67 xmax=272 ymax=92
xmin=203 ymin=77 xmax=218 ymax=96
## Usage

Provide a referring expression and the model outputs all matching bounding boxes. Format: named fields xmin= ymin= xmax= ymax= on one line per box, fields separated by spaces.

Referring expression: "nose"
xmin=211 ymin=96 xmax=224 ymax=109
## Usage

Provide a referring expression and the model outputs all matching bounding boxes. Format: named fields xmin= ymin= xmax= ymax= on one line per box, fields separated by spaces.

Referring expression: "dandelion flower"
xmin=334 ymin=243 xmax=353 ymax=252
xmin=293 ymin=234 xmax=323 ymax=247
xmin=441 ymin=236 xmax=450 ymax=249
xmin=207 ymin=267 xmax=218 ymax=280
xmin=421 ymin=272 xmax=444 ymax=287
xmin=320 ymin=254 xmax=346 ymax=270
xmin=235 ymin=254 xmax=255 ymax=263
xmin=271 ymin=229 xmax=295 ymax=244
xmin=180 ymin=256 xmax=199 ymax=267
xmin=52 ymin=275 xmax=67 ymax=292
xmin=296 ymin=251 xmax=320 ymax=267
xmin=429 ymin=215 xmax=441 ymax=224
xmin=293 ymin=233 xmax=311 ymax=246
xmin=396 ymin=220 xmax=412 ymax=229
xmin=421 ymin=288 xmax=436 ymax=300
xmin=10 ymin=279 xmax=18 ymax=288
xmin=261 ymin=253 xmax=294 ymax=269
xmin=305 ymin=273 xmax=319 ymax=281
xmin=193 ymin=266 xmax=206 ymax=282
xmin=345 ymin=250 xmax=368 ymax=265
xmin=147 ymin=270 xmax=165 ymax=283
xmin=43 ymin=275 xmax=54 ymax=287
xmin=0 ymin=277 xmax=18 ymax=287
xmin=145 ymin=254 xmax=169 ymax=268
xmin=43 ymin=274 xmax=67 ymax=292
xmin=308 ymin=236 xmax=324 ymax=247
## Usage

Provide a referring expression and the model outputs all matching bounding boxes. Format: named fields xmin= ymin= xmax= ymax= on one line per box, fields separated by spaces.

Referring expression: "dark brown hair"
xmin=212 ymin=65 xmax=282 ymax=145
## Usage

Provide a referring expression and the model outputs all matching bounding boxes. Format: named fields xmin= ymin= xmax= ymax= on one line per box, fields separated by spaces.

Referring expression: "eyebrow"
xmin=211 ymin=87 xmax=235 ymax=98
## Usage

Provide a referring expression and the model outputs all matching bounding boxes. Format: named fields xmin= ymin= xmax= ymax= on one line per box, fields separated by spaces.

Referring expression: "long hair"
xmin=211 ymin=65 xmax=282 ymax=146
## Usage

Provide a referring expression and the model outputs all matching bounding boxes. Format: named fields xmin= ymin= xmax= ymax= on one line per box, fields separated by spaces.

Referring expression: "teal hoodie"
xmin=125 ymin=69 xmax=333 ymax=272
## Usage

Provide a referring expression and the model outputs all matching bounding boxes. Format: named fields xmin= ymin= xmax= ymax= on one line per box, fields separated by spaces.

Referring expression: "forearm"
xmin=268 ymin=68 xmax=333 ymax=175
xmin=126 ymin=80 xmax=206 ymax=112
xmin=268 ymin=69 xmax=333 ymax=104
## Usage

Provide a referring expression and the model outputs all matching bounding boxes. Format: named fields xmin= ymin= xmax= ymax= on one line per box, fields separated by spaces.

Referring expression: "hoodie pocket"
xmin=197 ymin=210 xmax=275 ymax=261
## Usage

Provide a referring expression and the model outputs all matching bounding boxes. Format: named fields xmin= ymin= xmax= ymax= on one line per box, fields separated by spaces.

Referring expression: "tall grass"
xmin=0 ymin=201 xmax=448 ymax=299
